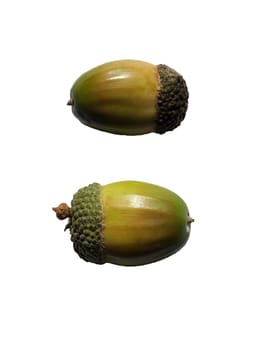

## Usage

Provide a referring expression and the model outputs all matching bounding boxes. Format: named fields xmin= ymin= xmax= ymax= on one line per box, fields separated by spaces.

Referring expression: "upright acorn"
xmin=68 ymin=60 xmax=189 ymax=135
xmin=53 ymin=181 xmax=193 ymax=266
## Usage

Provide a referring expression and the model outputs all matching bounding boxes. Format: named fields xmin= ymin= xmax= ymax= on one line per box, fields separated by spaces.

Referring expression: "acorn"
xmin=53 ymin=181 xmax=194 ymax=266
xmin=67 ymin=60 xmax=189 ymax=135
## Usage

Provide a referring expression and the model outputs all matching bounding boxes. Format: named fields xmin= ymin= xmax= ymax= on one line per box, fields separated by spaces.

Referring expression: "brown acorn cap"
xmin=70 ymin=183 xmax=105 ymax=264
xmin=53 ymin=183 xmax=105 ymax=264
xmin=156 ymin=64 xmax=189 ymax=134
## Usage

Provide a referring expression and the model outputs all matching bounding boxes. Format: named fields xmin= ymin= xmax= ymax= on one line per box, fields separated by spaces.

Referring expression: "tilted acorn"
xmin=67 ymin=60 xmax=189 ymax=135
xmin=53 ymin=181 xmax=194 ymax=266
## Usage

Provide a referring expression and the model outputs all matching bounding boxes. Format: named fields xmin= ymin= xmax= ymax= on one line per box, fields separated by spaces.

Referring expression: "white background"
xmin=1 ymin=0 xmax=262 ymax=349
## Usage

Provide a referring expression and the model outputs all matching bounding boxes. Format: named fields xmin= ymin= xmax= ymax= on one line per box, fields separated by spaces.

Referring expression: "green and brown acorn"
xmin=67 ymin=60 xmax=189 ymax=135
xmin=53 ymin=181 xmax=194 ymax=266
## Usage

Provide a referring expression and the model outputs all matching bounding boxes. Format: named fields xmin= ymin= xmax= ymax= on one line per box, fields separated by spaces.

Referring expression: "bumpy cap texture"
xmin=156 ymin=64 xmax=189 ymax=134
xmin=66 ymin=183 xmax=105 ymax=264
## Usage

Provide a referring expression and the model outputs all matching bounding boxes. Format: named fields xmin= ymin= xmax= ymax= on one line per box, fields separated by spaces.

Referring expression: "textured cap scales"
xmin=156 ymin=64 xmax=189 ymax=134
xmin=67 ymin=183 xmax=105 ymax=264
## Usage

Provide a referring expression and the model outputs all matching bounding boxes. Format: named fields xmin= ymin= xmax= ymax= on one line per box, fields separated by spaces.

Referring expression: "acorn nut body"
xmin=68 ymin=60 xmax=189 ymax=135
xmin=53 ymin=181 xmax=193 ymax=266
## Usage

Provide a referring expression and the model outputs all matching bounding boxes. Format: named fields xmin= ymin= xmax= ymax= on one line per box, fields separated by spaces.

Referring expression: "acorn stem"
xmin=187 ymin=216 xmax=194 ymax=224
xmin=52 ymin=203 xmax=71 ymax=220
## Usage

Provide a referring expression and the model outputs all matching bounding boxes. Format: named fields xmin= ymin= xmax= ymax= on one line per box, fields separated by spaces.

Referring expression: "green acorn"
xmin=67 ymin=60 xmax=189 ymax=135
xmin=53 ymin=181 xmax=194 ymax=266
